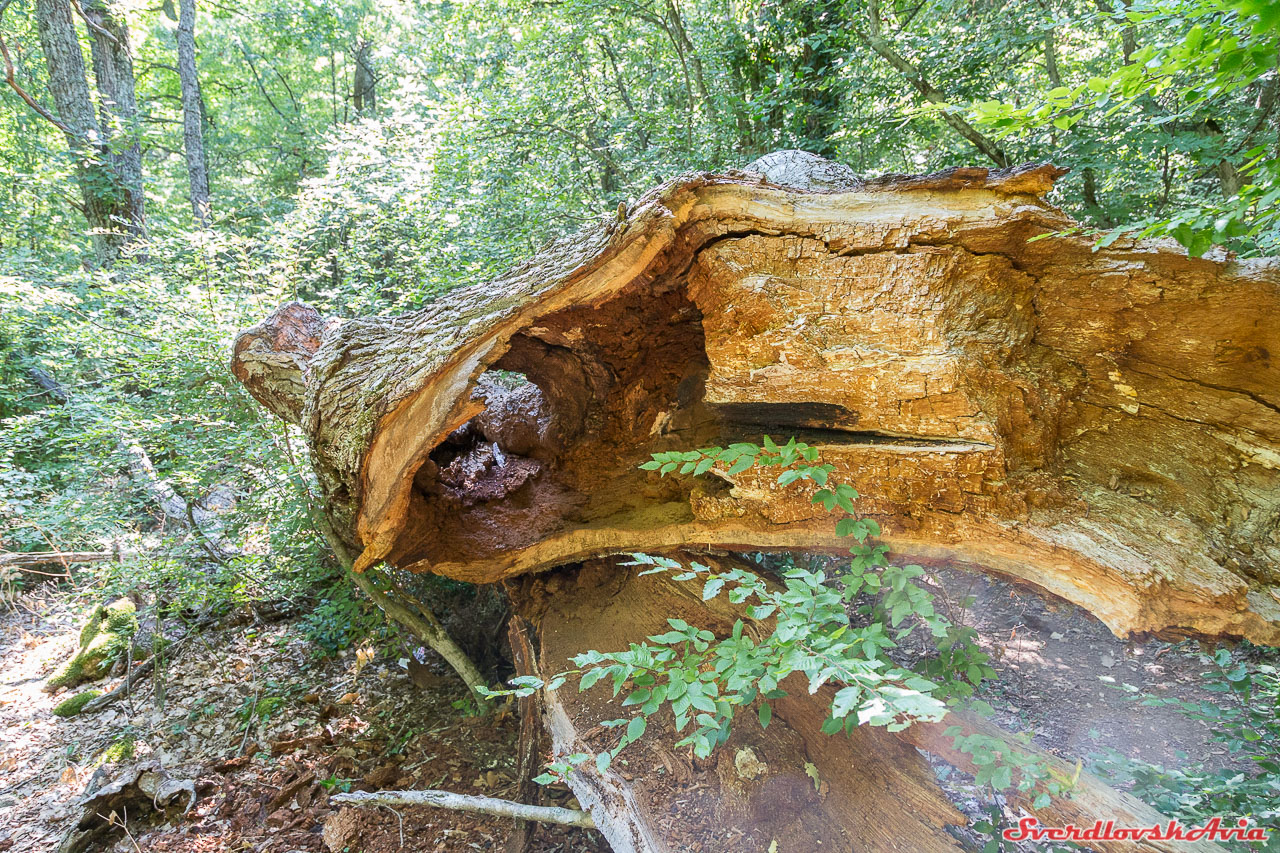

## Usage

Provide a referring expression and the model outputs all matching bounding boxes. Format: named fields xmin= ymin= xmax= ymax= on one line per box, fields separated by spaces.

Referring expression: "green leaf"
xmin=626 ymin=715 xmax=646 ymax=742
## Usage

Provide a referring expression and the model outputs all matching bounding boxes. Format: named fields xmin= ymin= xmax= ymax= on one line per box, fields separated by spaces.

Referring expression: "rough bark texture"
xmin=33 ymin=0 xmax=131 ymax=261
xmin=176 ymin=0 xmax=210 ymax=226
xmin=232 ymin=151 xmax=1280 ymax=646
xmin=80 ymin=0 xmax=144 ymax=239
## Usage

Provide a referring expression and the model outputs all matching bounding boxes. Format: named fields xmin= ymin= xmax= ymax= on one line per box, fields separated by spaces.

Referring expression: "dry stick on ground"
xmin=316 ymin=514 xmax=492 ymax=711
xmin=331 ymin=790 xmax=595 ymax=829
xmin=79 ymin=614 xmax=216 ymax=713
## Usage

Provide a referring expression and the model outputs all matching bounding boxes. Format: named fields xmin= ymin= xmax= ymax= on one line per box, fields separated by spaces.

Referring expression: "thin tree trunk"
xmin=862 ymin=0 xmax=1009 ymax=167
xmin=1044 ymin=26 xmax=1063 ymax=87
xmin=317 ymin=513 xmax=492 ymax=711
xmin=1092 ymin=0 xmax=1136 ymax=64
xmin=663 ymin=0 xmax=710 ymax=121
xmin=504 ymin=615 xmax=544 ymax=853
xmin=33 ymin=0 xmax=128 ymax=262
xmin=79 ymin=0 xmax=144 ymax=239
xmin=352 ymin=39 xmax=376 ymax=115
xmin=177 ymin=0 xmax=210 ymax=225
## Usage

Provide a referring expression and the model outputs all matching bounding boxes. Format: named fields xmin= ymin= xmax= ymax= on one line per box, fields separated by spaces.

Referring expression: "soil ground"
xmin=0 ymin=565 xmax=1265 ymax=852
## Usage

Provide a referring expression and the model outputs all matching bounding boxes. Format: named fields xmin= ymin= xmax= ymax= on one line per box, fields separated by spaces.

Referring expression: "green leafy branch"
xmin=483 ymin=437 xmax=1000 ymax=785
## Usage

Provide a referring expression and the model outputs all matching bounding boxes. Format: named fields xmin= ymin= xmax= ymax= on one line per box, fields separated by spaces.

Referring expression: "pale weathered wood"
xmin=330 ymin=789 xmax=595 ymax=828
xmin=231 ymin=151 xmax=1280 ymax=645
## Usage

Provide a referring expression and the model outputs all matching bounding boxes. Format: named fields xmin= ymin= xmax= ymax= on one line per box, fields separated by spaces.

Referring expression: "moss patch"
xmin=52 ymin=690 xmax=102 ymax=717
xmin=45 ymin=598 xmax=140 ymax=693
xmin=97 ymin=736 xmax=137 ymax=765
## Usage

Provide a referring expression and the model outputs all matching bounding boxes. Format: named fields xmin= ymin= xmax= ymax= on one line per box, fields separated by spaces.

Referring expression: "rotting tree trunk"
xmin=232 ymin=149 xmax=1280 ymax=646
xmin=231 ymin=149 xmax=1276 ymax=850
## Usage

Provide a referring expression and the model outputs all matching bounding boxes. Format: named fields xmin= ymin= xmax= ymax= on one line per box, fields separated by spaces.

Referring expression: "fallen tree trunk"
xmin=230 ymin=150 xmax=1278 ymax=849
xmin=0 ymin=550 xmax=126 ymax=568
xmin=231 ymin=150 xmax=1280 ymax=644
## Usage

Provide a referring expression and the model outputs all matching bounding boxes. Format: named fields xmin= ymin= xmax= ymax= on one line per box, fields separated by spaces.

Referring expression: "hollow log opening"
xmin=393 ymin=282 xmax=715 ymax=568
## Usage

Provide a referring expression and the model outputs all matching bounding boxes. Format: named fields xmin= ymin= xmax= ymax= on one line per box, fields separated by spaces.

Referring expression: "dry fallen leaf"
xmin=336 ymin=692 xmax=359 ymax=705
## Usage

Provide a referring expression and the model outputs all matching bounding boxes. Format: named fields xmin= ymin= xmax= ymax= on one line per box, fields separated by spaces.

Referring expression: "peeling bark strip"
xmin=231 ymin=150 xmax=1280 ymax=644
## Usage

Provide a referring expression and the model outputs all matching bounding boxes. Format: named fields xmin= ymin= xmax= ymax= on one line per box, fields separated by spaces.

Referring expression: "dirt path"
xmin=0 ymin=567 xmax=1264 ymax=852
xmin=0 ymin=589 xmax=608 ymax=853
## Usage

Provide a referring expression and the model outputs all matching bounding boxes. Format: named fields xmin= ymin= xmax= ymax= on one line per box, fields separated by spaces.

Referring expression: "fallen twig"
xmin=0 ymin=550 xmax=125 ymax=568
xmin=331 ymin=789 xmax=595 ymax=829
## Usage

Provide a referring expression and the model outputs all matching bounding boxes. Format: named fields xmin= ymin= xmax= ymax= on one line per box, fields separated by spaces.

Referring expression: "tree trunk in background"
xmin=177 ymin=0 xmax=210 ymax=226
xmin=352 ymin=39 xmax=376 ymax=115
xmin=33 ymin=0 xmax=129 ymax=262
xmin=80 ymin=0 xmax=144 ymax=240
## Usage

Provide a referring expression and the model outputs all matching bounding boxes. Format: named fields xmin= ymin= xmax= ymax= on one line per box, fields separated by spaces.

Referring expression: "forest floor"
xmin=0 ymin=566 xmax=1253 ymax=853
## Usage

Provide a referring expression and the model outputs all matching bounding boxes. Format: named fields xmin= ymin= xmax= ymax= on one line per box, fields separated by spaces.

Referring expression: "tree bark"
xmin=33 ymin=0 xmax=131 ymax=262
xmin=176 ymin=0 xmax=210 ymax=226
xmin=79 ymin=0 xmax=144 ymax=240
xmin=351 ymin=38 xmax=376 ymax=115
xmin=504 ymin=615 xmax=543 ymax=853
xmin=231 ymin=151 xmax=1280 ymax=647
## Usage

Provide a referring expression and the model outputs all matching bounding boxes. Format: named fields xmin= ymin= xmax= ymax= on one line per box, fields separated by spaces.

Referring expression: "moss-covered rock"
xmin=45 ymin=598 xmax=140 ymax=693
xmin=97 ymin=735 xmax=136 ymax=764
xmin=52 ymin=690 xmax=103 ymax=717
